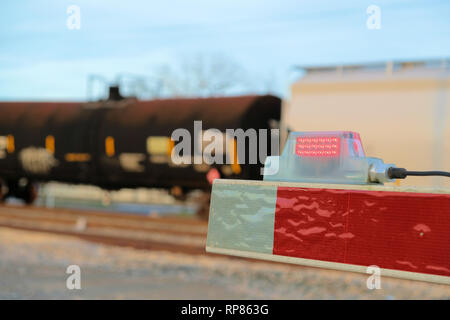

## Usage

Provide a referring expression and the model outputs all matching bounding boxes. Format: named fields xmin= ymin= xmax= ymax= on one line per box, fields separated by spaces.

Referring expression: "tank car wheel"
xmin=23 ymin=182 xmax=38 ymax=205
xmin=12 ymin=179 xmax=38 ymax=205
xmin=0 ymin=178 xmax=8 ymax=203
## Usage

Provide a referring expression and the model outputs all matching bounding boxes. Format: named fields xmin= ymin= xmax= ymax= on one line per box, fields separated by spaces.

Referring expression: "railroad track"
xmin=0 ymin=204 xmax=210 ymax=255
xmin=0 ymin=204 xmax=335 ymax=269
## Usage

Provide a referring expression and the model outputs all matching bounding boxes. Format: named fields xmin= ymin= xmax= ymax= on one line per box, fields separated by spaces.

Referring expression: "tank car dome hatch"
xmin=107 ymin=85 xmax=124 ymax=101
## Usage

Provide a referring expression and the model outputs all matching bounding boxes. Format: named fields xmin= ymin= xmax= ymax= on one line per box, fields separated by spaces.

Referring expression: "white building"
xmin=283 ymin=60 xmax=450 ymax=187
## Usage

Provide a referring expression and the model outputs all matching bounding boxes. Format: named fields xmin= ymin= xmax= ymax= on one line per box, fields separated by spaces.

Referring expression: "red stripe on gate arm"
xmin=273 ymin=187 xmax=450 ymax=277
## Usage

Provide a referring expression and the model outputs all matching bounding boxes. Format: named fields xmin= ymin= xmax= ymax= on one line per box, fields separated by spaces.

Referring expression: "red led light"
xmin=295 ymin=136 xmax=340 ymax=157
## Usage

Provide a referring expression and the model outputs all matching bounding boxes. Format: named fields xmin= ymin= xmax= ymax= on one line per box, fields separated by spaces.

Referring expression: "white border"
xmin=206 ymin=246 xmax=450 ymax=285
xmin=213 ymin=179 xmax=450 ymax=194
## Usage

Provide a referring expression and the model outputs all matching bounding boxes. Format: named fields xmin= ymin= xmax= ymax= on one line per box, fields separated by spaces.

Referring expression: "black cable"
xmin=404 ymin=170 xmax=450 ymax=177
xmin=388 ymin=167 xmax=450 ymax=179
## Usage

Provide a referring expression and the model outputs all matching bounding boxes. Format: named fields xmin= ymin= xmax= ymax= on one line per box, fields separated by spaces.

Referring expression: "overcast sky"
xmin=1 ymin=0 xmax=449 ymax=100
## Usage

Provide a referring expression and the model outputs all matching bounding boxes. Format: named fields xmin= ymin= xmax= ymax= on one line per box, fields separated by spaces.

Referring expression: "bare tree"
xmin=87 ymin=54 xmax=277 ymax=100
xmin=155 ymin=54 xmax=248 ymax=98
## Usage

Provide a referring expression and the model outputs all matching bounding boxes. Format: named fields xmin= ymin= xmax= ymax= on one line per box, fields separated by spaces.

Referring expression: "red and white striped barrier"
xmin=206 ymin=179 xmax=450 ymax=285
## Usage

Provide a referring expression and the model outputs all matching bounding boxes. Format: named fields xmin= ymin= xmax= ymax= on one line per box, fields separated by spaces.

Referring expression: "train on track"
xmin=0 ymin=87 xmax=281 ymax=214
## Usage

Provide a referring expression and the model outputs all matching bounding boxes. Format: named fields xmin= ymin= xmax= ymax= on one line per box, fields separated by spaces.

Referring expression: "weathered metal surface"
xmin=0 ymin=96 xmax=281 ymax=192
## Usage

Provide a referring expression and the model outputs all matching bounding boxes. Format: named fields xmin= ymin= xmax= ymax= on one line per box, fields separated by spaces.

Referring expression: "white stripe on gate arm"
xmin=206 ymin=181 xmax=277 ymax=254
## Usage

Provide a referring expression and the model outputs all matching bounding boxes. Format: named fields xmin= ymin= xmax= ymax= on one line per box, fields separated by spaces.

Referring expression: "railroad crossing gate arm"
xmin=206 ymin=179 xmax=450 ymax=285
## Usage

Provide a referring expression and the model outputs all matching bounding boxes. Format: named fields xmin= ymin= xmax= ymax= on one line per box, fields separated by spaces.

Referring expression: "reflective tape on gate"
xmin=206 ymin=179 xmax=450 ymax=285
